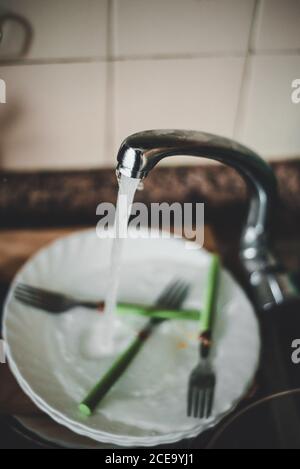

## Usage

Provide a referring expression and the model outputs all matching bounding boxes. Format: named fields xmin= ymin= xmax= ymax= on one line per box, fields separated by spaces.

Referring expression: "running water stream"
xmin=85 ymin=175 xmax=140 ymax=357
xmin=103 ymin=175 xmax=140 ymax=332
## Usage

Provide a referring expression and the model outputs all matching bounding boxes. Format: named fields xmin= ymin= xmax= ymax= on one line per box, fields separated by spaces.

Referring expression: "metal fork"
xmin=79 ymin=279 xmax=190 ymax=415
xmin=13 ymin=283 xmax=198 ymax=321
xmin=14 ymin=283 xmax=104 ymax=313
xmin=187 ymin=342 xmax=216 ymax=419
xmin=187 ymin=255 xmax=220 ymax=419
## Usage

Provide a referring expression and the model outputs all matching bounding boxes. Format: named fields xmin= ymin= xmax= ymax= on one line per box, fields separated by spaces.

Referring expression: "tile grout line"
xmin=103 ymin=0 xmax=115 ymax=167
xmin=0 ymin=49 xmax=300 ymax=67
xmin=1 ymin=51 xmax=299 ymax=68
xmin=233 ymin=0 xmax=262 ymax=141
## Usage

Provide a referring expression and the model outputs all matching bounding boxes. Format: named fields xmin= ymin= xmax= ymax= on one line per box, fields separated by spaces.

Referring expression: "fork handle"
xmin=78 ymin=301 xmax=105 ymax=310
xmin=199 ymin=255 xmax=220 ymax=359
xmin=79 ymin=319 xmax=157 ymax=416
xmin=200 ymin=331 xmax=213 ymax=359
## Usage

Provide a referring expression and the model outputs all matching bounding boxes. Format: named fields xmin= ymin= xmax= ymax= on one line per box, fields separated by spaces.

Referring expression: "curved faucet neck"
xmin=117 ymin=130 xmax=297 ymax=312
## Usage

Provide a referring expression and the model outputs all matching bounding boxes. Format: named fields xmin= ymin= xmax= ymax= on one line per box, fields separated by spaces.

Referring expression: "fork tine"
xmin=15 ymin=286 xmax=48 ymax=301
xmin=16 ymin=284 xmax=43 ymax=296
xmin=165 ymin=284 xmax=183 ymax=309
xmin=175 ymin=283 xmax=190 ymax=307
xmin=200 ymin=389 xmax=206 ymax=419
xmin=194 ymin=389 xmax=201 ymax=418
xmin=16 ymin=284 xmax=64 ymax=303
xmin=15 ymin=283 xmax=69 ymax=309
xmin=17 ymin=285 xmax=67 ymax=306
xmin=206 ymin=387 xmax=214 ymax=418
xmin=187 ymin=385 xmax=193 ymax=417
xmin=14 ymin=291 xmax=63 ymax=312
xmin=14 ymin=289 xmax=54 ymax=306
xmin=156 ymin=280 xmax=189 ymax=308
xmin=15 ymin=287 xmax=42 ymax=299
xmin=16 ymin=296 xmax=59 ymax=312
xmin=16 ymin=283 xmax=41 ymax=293
xmin=197 ymin=389 xmax=202 ymax=419
xmin=155 ymin=280 xmax=181 ymax=305
xmin=167 ymin=282 xmax=189 ymax=310
xmin=15 ymin=293 xmax=48 ymax=309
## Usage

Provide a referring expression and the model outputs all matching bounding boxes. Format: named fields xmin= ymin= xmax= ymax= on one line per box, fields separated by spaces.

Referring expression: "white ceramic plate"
xmin=15 ymin=415 xmax=117 ymax=449
xmin=4 ymin=229 xmax=260 ymax=446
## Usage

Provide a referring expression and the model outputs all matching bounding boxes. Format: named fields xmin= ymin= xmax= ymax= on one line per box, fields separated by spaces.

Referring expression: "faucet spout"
xmin=116 ymin=130 xmax=297 ymax=312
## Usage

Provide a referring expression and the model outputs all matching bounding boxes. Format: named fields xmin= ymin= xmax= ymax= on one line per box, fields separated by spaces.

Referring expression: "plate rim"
xmin=3 ymin=228 xmax=261 ymax=446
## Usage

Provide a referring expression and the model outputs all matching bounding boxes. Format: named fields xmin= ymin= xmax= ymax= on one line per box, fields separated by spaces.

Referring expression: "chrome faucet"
xmin=116 ymin=130 xmax=297 ymax=314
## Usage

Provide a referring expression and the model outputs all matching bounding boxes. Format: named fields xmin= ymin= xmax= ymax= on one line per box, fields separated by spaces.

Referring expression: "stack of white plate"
xmin=3 ymin=229 xmax=260 ymax=447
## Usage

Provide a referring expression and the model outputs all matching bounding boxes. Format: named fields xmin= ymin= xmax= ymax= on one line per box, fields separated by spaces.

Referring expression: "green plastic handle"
xmin=116 ymin=303 xmax=200 ymax=321
xmin=79 ymin=320 xmax=158 ymax=416
xmin=200 ymin=255 xmax=220 ymax=333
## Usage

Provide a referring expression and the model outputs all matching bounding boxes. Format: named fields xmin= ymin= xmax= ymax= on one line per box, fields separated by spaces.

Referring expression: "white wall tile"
xmin=0 ymin=0 xmax=108 ymax=60
xmin=113 ymin=58 xmax=245 ymax=164
xmin=237 ymin=56 xmax=300 ymax=159
xmin=113 ymin=0 xmax=255 ymax=57
xmin=0 ymin=63 xmax=108 ymax=170
xmin=254 ymin=0 xmax=300 ymax=51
